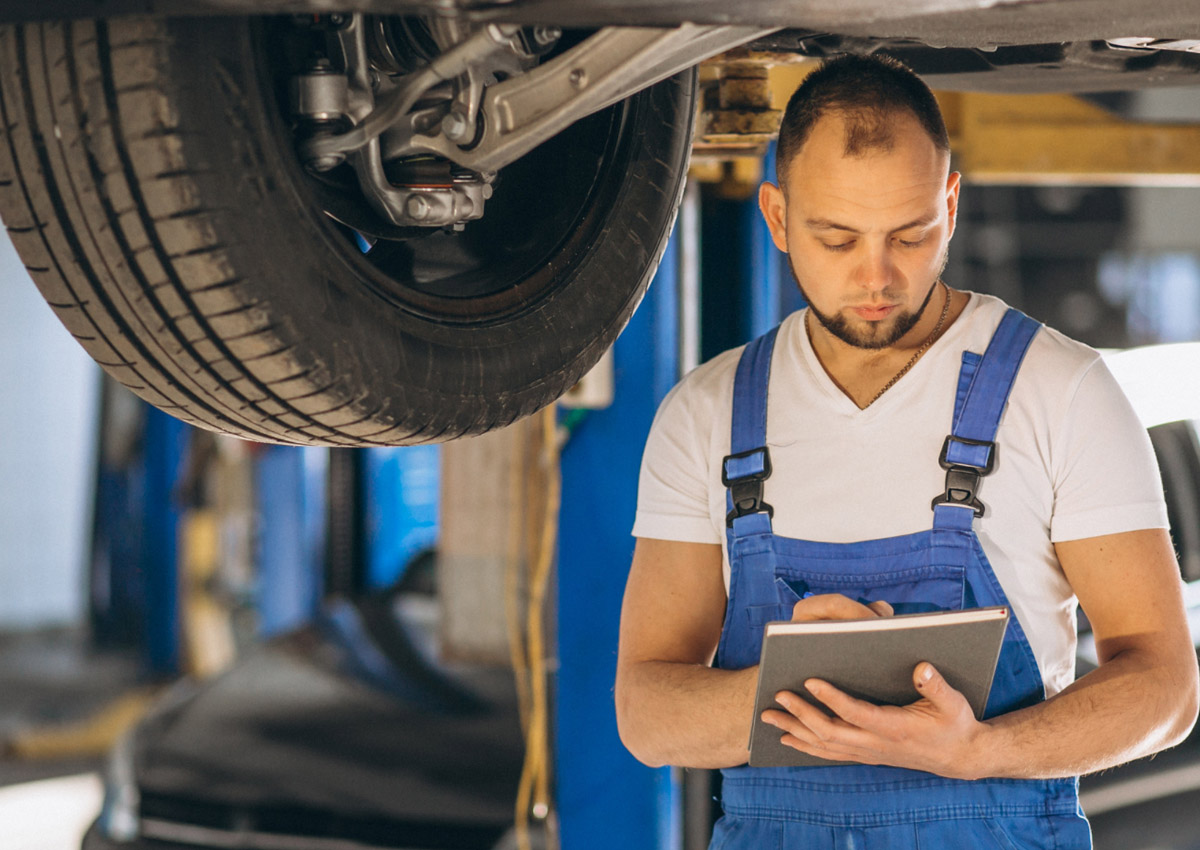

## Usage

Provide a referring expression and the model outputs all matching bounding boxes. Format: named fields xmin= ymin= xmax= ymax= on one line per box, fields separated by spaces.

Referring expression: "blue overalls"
xmin=712 ymin=309 xmax=1092 ymax=849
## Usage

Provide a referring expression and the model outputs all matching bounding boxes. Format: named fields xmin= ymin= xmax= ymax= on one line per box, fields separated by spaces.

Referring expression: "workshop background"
xmin=4 ymin=74 xmax=1200 ymax=850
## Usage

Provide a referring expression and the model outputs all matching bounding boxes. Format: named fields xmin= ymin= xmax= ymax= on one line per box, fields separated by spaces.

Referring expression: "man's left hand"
xmin=760 ymin=661 xmax=989 ymax=779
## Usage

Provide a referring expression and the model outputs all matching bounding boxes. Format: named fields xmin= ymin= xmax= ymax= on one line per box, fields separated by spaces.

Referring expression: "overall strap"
xmin=933 ymin=309 xmax=1041 ymax=531
xmin=724 ymin=326 xmax=780 ymax=537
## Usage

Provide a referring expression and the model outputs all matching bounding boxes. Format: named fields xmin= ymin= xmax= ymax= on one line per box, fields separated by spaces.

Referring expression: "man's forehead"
xmin=779 ymin=117 xmax=950 ymax=224
xmin=788 ymin=173 xmax=948 ymax=230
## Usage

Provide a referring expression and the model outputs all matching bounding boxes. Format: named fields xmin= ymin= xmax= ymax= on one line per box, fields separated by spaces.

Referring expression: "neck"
xmin=806 ymin=284 xmax=964 ymax=408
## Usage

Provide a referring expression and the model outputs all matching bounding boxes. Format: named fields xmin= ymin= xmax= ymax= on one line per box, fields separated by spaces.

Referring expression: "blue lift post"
xmin=555 ymin=150 xmax=801 ymax=849
xmin=746 ymin=143 xmax=783 ymax=339
xmin=254 ymin=445 xmax=326 ymax=636
xmin=556 ymin=228 xmax=683 ymax=850
xmin=140 ymin=405 xmax=189 ymax=677
xmin=363 ymin=445 xmax=440 ymax=591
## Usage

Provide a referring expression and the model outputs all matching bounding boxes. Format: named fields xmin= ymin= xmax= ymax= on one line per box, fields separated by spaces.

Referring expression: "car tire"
xmin=0 ymin=17 xmax=694 ymax=445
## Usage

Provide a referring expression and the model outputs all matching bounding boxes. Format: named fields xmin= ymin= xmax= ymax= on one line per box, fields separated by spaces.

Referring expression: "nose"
xmin=854 ymin=242 xmax=896 ymax=294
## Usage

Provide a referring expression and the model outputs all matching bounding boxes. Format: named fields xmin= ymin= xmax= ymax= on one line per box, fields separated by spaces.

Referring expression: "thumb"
xmin=913 ymin=662 xmax=948 ymax=702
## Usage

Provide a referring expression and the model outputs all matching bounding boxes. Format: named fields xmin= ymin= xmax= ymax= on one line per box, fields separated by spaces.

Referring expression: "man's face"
xmin=759 ymin=110 xmax=960 ymax=350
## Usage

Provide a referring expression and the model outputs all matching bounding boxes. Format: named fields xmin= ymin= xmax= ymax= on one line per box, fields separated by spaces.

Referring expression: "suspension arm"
xmin=398 ymin=23 xmax=776 ymax=172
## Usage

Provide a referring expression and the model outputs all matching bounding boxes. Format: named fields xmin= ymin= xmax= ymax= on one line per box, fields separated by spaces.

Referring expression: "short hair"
xmin=775 ymin=54 xmax=950 ymax=185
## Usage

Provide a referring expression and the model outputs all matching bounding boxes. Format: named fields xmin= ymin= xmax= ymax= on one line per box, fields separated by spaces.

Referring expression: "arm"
xmin=987 ymin=527 xmax=1198 ymax=775
xmin=615 ymin=537 xmax=893 ymax=768
xmin=763 ymin=527 xmax=1200 ymax=778
xmin=614 ymin=537 xmax=756 ymax=769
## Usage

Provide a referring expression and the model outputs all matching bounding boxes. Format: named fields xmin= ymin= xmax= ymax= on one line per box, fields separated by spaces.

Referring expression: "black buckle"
xmin=931 ymin=436 xmax=996 ymax=517
xmin=723 ymin=447 xmax=774 ymax=527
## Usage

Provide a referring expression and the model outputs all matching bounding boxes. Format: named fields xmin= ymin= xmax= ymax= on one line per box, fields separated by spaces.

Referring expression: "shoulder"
xmin=654 ymin=312 xmax=808 ymax=431
xmin=649 ymin=345 xmax=740 ymax=441
xmin=645 ymin=314 xmax=810 ymax=473
xmin=643 ymin=339 xmax=743 ymax=467
xmin=961 ymin=292 xmax=1102 ymax=389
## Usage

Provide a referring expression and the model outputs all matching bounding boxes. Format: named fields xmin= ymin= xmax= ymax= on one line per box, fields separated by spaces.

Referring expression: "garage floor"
xmin=5 ymin=627 xmax=1200 ymax=850
xmin=0 ymin=628 xmax=143 ymax=850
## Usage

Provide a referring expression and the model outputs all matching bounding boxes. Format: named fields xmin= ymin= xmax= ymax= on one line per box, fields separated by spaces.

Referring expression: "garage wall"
xmin=1129 ymin=87 xmax=1200 ymax=255
xmin=0 ymin=232 xmax=100 ymax=628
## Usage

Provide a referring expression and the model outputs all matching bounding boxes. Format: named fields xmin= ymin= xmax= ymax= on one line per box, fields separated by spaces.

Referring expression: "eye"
xmin=823 ymin=241 xmax=854 ymax=252
xmin=898 ymin=237 xmax=926 ymax=248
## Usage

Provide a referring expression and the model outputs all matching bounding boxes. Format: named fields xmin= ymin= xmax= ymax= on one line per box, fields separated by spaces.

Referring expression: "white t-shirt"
xmin=632 ymin=292 xmax=1168 ymax=697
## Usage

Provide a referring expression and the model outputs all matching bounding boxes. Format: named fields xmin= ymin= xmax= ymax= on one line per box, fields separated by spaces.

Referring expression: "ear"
xmin=758 ymin=181 xmax=789 ymax=253
xmin=945 ymin=170 xmax=961 ymax=240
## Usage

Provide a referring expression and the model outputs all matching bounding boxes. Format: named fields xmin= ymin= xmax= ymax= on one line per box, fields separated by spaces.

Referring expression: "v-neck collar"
xmin=785 ymin=293 xmax=981 ymax=419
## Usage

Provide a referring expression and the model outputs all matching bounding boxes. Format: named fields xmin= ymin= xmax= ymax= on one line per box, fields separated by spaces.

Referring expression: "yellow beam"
xmin=939 ymin=91 xmax=1200 ymax=186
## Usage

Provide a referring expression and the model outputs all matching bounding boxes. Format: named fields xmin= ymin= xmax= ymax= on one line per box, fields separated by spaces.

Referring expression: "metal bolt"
xmin=532 ymin=26 xmax=561 ymax=46
xmin=441 ymin=111 xmax=471 ymax=142
xmin=487 ymin=23 xmax=522 ymax=44
xmin=406 ymin=194 xmax=432 ymax=221
xmin=568 ymin=68 xmax=587 ymax=90
xmin=305 ymin=153 xmax=345 ymax=172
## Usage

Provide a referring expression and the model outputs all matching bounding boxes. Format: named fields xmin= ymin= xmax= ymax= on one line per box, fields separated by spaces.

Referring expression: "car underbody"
xmin=0 ymin=0 xmax=1196 ymax=446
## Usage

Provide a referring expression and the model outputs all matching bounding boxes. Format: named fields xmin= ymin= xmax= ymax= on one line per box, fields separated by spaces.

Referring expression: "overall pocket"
xmin=772 ymin=564 xmax=966 ymax=617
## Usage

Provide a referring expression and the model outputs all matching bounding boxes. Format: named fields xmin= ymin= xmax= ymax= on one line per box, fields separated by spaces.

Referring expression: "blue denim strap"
xmin=730 ymin=326 xmax=779 ymax=456
xmin=726 ymin=326 xmax=780 ymax=537
xmin=934 ymin=309 xmax=1040 ymax=528
xmin=949 ymin=309 xmax=1040 ymax=459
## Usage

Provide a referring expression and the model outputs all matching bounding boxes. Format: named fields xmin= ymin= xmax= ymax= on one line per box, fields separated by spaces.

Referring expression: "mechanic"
xmin=614 ymin=54 xmax=1200 ymax=847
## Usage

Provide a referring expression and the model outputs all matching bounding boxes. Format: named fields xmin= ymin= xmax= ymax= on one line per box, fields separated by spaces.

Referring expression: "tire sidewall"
xmin=165 ymin=17 xmax=693 ymax=435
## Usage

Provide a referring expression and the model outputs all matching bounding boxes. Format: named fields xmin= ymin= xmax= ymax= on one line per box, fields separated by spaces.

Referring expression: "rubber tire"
xmin=0 ymin=18 xmax=694 ymax=445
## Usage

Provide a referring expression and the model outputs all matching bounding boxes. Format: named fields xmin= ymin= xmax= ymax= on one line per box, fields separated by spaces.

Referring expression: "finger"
xmin=778 ymin=733 xmax=878 ymax=765
xmin=773 ymin=690 xmax=863 ymax=743
xmin=764 ymin=705 xmax=877 ymax=763
xmin=762 ymin=707 xmax=844 ymax=749
xmin=803 ymin=679 xmax=882 ymax=728
xmin=791 ymin=593 xmax=885 ymax=622
xmin=912 ymin=662 xmax=966 ymax=711
xmin=867 ymin=599 xmax=894 ymax=617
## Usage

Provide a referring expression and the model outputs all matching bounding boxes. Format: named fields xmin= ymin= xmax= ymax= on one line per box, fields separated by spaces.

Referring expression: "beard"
xmin=793 ymin=250 xmax=949 ymax=351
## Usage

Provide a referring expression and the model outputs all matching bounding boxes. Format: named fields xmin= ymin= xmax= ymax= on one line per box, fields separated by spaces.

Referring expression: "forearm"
xmin=615 ymin=660 xmax=759 ymax=769
xmin=976 ymin=646 xmax=1199 ymax=780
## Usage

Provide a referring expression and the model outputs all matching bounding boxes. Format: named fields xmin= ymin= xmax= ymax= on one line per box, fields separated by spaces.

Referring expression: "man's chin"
xmin=828 ymin=315 xmax=910 ymax=350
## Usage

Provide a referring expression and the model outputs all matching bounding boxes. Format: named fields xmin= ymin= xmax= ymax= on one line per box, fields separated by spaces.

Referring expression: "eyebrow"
xmin=805 ymin=213 xmax=938 ymax=235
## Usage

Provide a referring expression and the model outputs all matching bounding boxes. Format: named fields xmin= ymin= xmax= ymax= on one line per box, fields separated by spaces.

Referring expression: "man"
xmin=614 ymin=54 xmax=1199 ymax=847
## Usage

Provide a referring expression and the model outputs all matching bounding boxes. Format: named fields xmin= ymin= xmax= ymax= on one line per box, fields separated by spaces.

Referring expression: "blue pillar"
xmin=555 ymin=231 xmax=682 ymax=850
xmin=746 ymin=142 xmax=782 ymax=338
xmin=255 ymin=446 xmax=325 ymax=635
xmin=363 ymin=446 xmax=440 ymax=591
xmin=141 ymin=406 xmax=188 ymax=677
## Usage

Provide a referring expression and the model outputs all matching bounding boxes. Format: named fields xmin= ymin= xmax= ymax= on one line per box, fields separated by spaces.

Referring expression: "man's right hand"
xmin=791 ymin=593 xmax=894 ymax=621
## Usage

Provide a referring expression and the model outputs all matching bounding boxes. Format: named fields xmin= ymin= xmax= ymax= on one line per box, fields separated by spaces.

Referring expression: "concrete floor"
xmin=0 ymin=628 xmax=144 ymax=850
xmin=4 ymin=626 xmax=1200 ymax=850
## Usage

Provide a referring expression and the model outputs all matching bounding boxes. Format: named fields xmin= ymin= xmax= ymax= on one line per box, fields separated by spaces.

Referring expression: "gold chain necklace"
xmin=865 ymin=280 xmax=950 ymax=407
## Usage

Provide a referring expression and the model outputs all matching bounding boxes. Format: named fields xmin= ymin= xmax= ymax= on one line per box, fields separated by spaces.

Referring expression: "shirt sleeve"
xmin=631 ymin=378 xmax=722 ymax=544
xmin=1049 ymin=357 xmax=1169 ymax=542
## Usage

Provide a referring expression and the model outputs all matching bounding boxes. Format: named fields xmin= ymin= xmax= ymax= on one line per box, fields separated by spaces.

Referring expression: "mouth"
xmin=849 ymin=304 xmax=898 ymax=322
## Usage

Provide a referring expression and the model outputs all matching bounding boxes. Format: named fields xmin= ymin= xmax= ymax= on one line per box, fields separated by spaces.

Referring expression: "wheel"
xmin=0 ymin=17 xmax=694 ymax=445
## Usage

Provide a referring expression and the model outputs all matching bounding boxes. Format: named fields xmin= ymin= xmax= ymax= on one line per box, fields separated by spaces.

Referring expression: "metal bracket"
xmin=409 ymin=23 xmax=775 ymax=173
xmin=304 ymin=19 xmax=774 ymax=180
